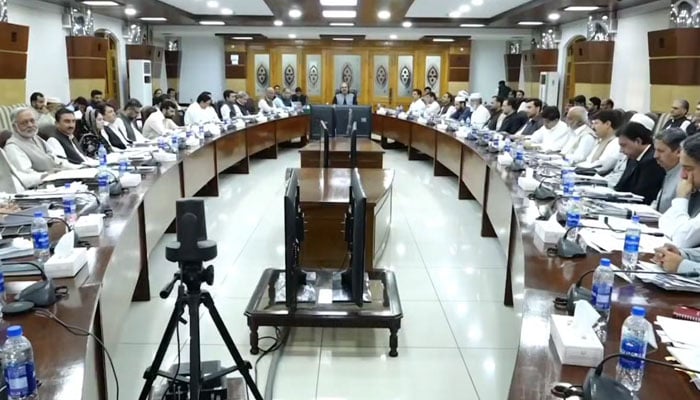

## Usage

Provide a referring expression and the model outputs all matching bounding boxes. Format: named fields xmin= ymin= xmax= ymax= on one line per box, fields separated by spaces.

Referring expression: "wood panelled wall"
xmin=165 ymin=50 xmax=182 ymax=94
xmin=66 ymin=36 xmax=108 ymax=101
xmin=504 ymin=54 xmax=521 ymax=91
xmin=0 ymin=22 xmax=29 ymax=105
xmin=572 ymin=41 xmax=614 ymax=102
xmin=223 ymin=39 xmax=470 ymax=108
xmin=521 ymin=49 xmax=557 ymax=100
xmin=648 ymin=28 xmax=700 ymax=113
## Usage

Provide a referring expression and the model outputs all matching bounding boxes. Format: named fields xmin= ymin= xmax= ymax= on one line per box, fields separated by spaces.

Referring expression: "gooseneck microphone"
xmin=555 ymin=222 xmax=666 ymax=259
xmin=582 ymin=353 xmax=700 ymax=400
xmin=556 ymin=268 xmax=700 ymax=315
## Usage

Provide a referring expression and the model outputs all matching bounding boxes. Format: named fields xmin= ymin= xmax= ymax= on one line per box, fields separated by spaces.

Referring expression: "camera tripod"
xmin=137 ymin=265 xmax=263 ymax=400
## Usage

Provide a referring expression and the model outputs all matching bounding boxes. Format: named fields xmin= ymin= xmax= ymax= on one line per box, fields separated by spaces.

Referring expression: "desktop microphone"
xmin=557 ymin=268 xmax=700 ymax=316
xmin=580 ymin=353 xmax=700 ymax=400
xmin=555 ymin=222 xmax=666 ymax=259
xmin=529 ymin=179 xmax=558 ymax=201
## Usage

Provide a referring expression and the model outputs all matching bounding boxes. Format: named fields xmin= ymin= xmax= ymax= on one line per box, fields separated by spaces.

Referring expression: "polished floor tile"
xmin=428 ymin=267 xmax=507 ymax=302
xmin=442 ymin=301 xmax=520 ymax=349
xmin=460 ymin=348 xmax=518 ymax=400
xmin=418 ymin=241 xmax=507 ymax=269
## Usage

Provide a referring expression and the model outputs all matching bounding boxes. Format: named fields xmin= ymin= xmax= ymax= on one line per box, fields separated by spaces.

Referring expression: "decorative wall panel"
xmin=253 ymin=53 xmax=270 ymax=96
xmin=397 ymin=55 xmax=414 ymax=97
xmin=425 ymin=55 xmax=441 ymax=94
xmin=306 ymin=54 xmax=321 ymax=96
xmin=333 ymin=54 xmax=362 ymax=93
xmin=281 ymin=53 xmax=297 ymax=90
xmin=373 ymin=54 xmax=389 ymax=97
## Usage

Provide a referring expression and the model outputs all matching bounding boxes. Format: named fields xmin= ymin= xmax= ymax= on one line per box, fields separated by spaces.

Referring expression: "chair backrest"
xmin=38 ymin=124 xmax=53 ymax=141
xmin=0 ymin=130 xmax=11 ymax=148
xmin=334 ymin=89 xmax=358 ymax=95
xmin=0 ymin=104 xmax=29 ymax=133
xmin=214 ymin=100 xmax=225 ymax=119
xmin=653 ymin=112 xmax=671 ymax=136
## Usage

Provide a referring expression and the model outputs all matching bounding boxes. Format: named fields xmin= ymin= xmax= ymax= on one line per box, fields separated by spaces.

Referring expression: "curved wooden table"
xmin=371 ymin=114 xmax=700 ymax=400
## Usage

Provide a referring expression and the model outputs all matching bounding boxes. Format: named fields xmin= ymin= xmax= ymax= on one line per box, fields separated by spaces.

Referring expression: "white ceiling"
xmin=406 ymin=0 xmax=530 ymax=19
xmin=159 ymin=0 xmax=274 ymax=16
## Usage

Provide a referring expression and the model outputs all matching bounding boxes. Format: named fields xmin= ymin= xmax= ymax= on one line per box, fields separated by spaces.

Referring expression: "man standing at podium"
xmin=332 ymin=83 xmax=357 ymax=105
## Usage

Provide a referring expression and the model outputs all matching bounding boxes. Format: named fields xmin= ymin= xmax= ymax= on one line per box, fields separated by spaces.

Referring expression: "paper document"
xmin=668 ymin=347 xmax=700 ymax=372
xmin=43 ymin=168 xmax=99 ymax=182
xmin=656 ymin=316 xmax=700 ymax=348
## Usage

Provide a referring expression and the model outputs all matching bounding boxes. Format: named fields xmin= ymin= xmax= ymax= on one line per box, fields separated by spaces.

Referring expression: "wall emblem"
xmin=427 ymin=65 xmax=439 ymax=88
xmin=341 ymin=63 xmax=354 ymax=87
xmin=399 ymin=65 xmax=412 ymax=88
xmin=284 ymin=64 xmax=295 ymax=87
xmin=375 ymin=65 xmax=387 ymax=87
xmin=256 ymin=64 xmax=269 ymax=86
xmin=308 ymin=65 xmax=319 ymax=87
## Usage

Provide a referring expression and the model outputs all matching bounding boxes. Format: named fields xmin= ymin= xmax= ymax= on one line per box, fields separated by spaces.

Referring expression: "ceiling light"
xmin=330 ymin=22 xmax=355 ymax=26
xmin=124 ymin=7 xmax=137 ymax=16
xmin=460 ymin=23 xmax=485 ymax=27
xmin=459 ymin=4 xmax=471 ymax=13
xmin=274 ymin=19 xmax=283 ymax=26
xmin=377 ymin=10 xmax=391 ymax=20
xmin=233 ymin=36 xmax=253 ymax=40
xmin=389 ymin=34 xmax=397 ymax=39
xmin=333 ymin=37 xmax=354 ymax=41
xmin=322 ymin=10 xmax=357 ymax=18
xmin=221 ymin=8 xmax=233 ymax=15
xmin=449 ymin=11 xmax=460 ymax=18
xmin=139 ymin=17 xmax=167 ymax=21
xmin=199 ymin=20 xmax=225 ymax=25
xmin=518 ymin=21 xmax=544 ymax=26
xmin=206 ymin=0 xmax=219 ymax=8
xmin=433 ymin=38 xmax=455 ymax=42
xmin=288 ymin=33 xmax=297 ymax=38
xmin=402 ymin=21 xmax=412 ymax=28
xmin=320 ymin=0 xmax=358 ymax=5
xmin=564 ymin=6 xmax=600 ymax=11
xmin=471 ymin=0 xmax=483 ymax=5
xmin=81 ymin=1 xmax=120 ymax=5
xmin=548 ymin=12 xmax=560 ymax=21
xmin=289 ymin=9 xmax=302 ymax=18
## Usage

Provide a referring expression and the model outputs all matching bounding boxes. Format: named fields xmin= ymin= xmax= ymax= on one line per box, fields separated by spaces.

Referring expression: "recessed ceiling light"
xmin=433 ymin=38 xmax=455 ymax=42
xmin=564 ymin=6 xmax=600 ymax=11
xmin=322 ymin=10 xmax=357 ymax=18
xmin=274 ymin=19 xmax=283 ymax=26
xmin=206 ymin=0 xmax=219 ymax=8
xmin=221 ymin=8 xmax=233 ymax=15
xmin=81 ymin=1 xmax=120 ymax=6
xmin=233 ymin=36 xmax=253 ymax=40
xmin=289 ymin=9 xmax=302 ymax=18
xmin=460 ymin=23 xmax=485 ymax=27
xmin=139 ymin=17 xmax=167 ymax=21
xmin=377 ymin=10 xmax=391 ymax=20
xmin=333 ymin=37 xmax=354 ymax=41
xmin=199 ymin=20 xmax=225 ymax=25
xmin=402 ymin=21 xmax=412 ymax=28
xmin=124 ymin=7 xmax=137 ymax=16
xmin=320 ymin=0 xmax=358 ymax=5
xmin=449 ymin=11 xmax=461 ymax=18
xmin=330 ymin=22 xmax=355 ymax=26
xmin=518 ymin=21 xmax=544 ymax=26
xmin=471 ymin=0 xmax=483 ymax=5
xmin=548 ymin=12 xmax=560 ymax=21
xmin=288 ymin=33 xmax=297 ymax=38
xmin=459 ymin=4 xmax=471 ymax=13
xmin=389 ymin=34 xmax=398 ymax=39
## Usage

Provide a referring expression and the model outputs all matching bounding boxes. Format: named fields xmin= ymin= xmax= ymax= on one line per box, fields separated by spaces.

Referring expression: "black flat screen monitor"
xmin=333 ymin=105 xmax=372 ymax=138
xmin=342 ymin=168 xmax=367 ymax=307
xmin=310 ymin=105 xmax=335 ymax=140
xmin=284 ymin=169 xmax=304 ymax=311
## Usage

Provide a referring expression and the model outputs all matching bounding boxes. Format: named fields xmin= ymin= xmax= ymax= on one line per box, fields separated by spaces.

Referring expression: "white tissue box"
xmin=397 ymin=112 xmax=408 ymax=120
xmin=256 ymin=116 xmax=268 ymax=123
xmin=74 ymin=214 xmax=104 ymax=237
xmin=235 ymin=120 xmax=246 ymax=130
xmin=376 ymin=108 xmax=387 ymax=116
xmin=436 ymin=123 xmax=448 ymax=132
xmin=416 ymin=117 xmax=428 ymax=125
xmin=534 ymin=218 xmax=565 ymax=244
xmin=119 ymin=172 xmax=142 ymax=188
xmin=278 ymin=112 xmax=289 ymax=118
xmin=154 ymin=151 xmax=177 ymax=163
xmin=550 ymin=314 xmax=604 ymax=367
xmin=44 ymin=247 xmax=87 ymax=279
xmin=517 ymin=176 xmax=540 ymax=192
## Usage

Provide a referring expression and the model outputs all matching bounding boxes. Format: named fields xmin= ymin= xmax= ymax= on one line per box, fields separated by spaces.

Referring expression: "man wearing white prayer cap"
xmin=468 ymin=93 xmax=490 ymax=129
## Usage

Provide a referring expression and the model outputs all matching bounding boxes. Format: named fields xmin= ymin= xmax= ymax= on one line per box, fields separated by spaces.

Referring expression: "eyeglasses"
xmin=16 ymin=118 xmax=36 ymax=127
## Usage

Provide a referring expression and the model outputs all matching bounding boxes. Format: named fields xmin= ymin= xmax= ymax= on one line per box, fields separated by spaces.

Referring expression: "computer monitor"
xmin=310 ymin=105 xmax=335 ymax=140
xmin=284 ymin=169 xmax=305 ymax=311
xmin=341 ymin=168 xmax=367 ymax=307
xmin=333 ymin=105 xmax=372 ymax=138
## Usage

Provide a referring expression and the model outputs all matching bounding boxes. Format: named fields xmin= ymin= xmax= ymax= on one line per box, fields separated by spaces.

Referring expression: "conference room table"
xmin=372 ymin=114 xmax=700 ymax=399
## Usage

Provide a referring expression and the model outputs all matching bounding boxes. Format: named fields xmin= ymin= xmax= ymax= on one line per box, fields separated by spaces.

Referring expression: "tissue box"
xmin=534 ymin=218 xmax=565 ymax=244
xmin=44 ymin=247 xmax=87 ymax=279
xmin=550 ymin=314 xmax=604 ymax=367
xmin=119 ymin=172 xmax=142 ymax=188
xmin=518 ymin=176 xmax=540 ymax=192
xmin=397 ymin=112 xmax=408 ymax=120
xmin=416 ymin=117 xmax=428 ymax=125
xmin=376 ymin=108 xmax=387 ymax=116
xmin=74 ymin=214 xmax=104 ymax=237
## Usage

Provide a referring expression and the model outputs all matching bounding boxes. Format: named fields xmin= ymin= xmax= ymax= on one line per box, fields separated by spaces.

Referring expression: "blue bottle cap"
xmin=33 ymin=211 xmax=43 ymax=218
xmin=7 ymin=325 xmax=23 ymax=337
xmin=632 ymin=215 xmax=640 ymax=223
xmin=631 ymin=306 xmax=646 ymax=317
xmin=600 ymin=258 xmax=611 ymax=267
xmin=64 ymin=183 xmax=71 ymax=189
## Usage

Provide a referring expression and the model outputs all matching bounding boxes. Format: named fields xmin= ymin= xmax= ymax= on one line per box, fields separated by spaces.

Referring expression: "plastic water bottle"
xmin=503 ymin=138 xmax=512 ymax=154
xmin=566 ymin=195 xmax=582 ymax=241
xmin=198 ymin=125 xmax=205 ymax=137
xmin=118 ymin=155 xmax=128 ymax=177
xmin=171 ymin=134 xmax=179 ymax=151
xmin=157 ymin=136 xmax=166 ymax=150
xmin=62 ymin=183 xmax=77 ymax=227
xmin=622 ymin=215 xmax=641 ymax=273
xmin=616 ymin=306 xmax=651 ymax=392
xmin=98 ymin=170 xmax=110 ymax=210
xmin=30 ymin=212 xmax=49 ymax=265
xmin=2 ymin=326 xmax=37 ymax=400
xmin=0 ymin=272 xmax=6 ymax=319
xmin=513 ymin=143 xmax=525 ymax=169
xmin=97 ymin=144 xmax=107 ymax=168
xmin=590 ymin=258 xmax=615 ymax=342
xmin=561 ymin=159 xmax=575 ymax=198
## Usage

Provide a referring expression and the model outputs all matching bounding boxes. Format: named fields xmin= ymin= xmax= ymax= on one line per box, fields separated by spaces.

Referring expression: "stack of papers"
xmin=655 ymin=316 xmax=700 ymax=389
xmin=42 ymin=168 xmax=99 ymax=182
xmin=634 ymin=261 xmax=700 ymax=292
xmin=578 ymin=224 xmax=667 ymax=254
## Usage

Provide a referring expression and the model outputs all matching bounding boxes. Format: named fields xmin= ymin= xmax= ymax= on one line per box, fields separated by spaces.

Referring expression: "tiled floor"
xmin=113 ymin=147 xmax=520 ymax=400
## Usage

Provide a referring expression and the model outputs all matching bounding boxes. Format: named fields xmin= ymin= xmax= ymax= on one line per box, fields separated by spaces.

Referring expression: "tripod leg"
xmin=201 ymin=292 xmax=264 ymax=400
xmin=188 ymin=292 xmax=202 ymax=400
xmin=138 ymin=297 xmax=187 ymax=400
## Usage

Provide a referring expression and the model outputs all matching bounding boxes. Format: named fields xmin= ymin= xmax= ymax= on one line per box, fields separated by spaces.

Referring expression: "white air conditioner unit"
xmin=539 ymin=72 xmax=560 ymax=107
xmin=128 ymin=59 xmax=153 ymax=106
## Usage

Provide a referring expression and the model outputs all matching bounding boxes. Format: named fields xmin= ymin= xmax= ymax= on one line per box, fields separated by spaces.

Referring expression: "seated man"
xmin=422 ymin=92 xmax=440 ymax=118
xmin=528 ymin=106 xmax=570 ymax=152
xmin=581 ymin=110 xmax=621 ymax=175
xmin=273 ymin=88 xmax=294 ymax=110
xmin=232 ymin=92 xmax=252 ymax=116
xmin=45 ymin=108 xmax=93 ymax=166
xmin=652 ymin=128 xmax=686 ymax=212
xmin=30 ymin=92 xmax=55 ymax=128
xmin=499 ymin=98 xmax=527 ymax=134
xmin=663 ymin=99 xmax=691 ymax=132
xmin=468 ymin=93 xmax=490 ymax=129
xmin=100 ymin=102 xmax=130 ymax=149
xmin=514 ymin=98 xmax=543 ymax=136
xmin=119 ymin=99 xmax=146 ymax=142
xmin=331 ymin=82 xmax=357 ymax=105
xmin=5 ymin=108 xmax=72 ymax=188
xmin=614 ymin=113 xmax=665 ymax=204
xmin=258 ymin=87 xmax=279 ymax=113
xmin=87 ymin=89 xmax=103 ymax=111
xmin=291 ymin=87 xmax=308 ymax=106
xmin=142 ymin=100 xmax=180 ymax=139
xmin=439 ymin=92 xmax=456 ymax=117
xmin=408 ymin=89 xmax=426 ymax=115
xmin=659 ymin=133 xmax=700 ymax=247
xmin=184 ymin=92 xmax=219 ymax=125
xmin=560 ymin=106 xmax=596 ymax=163
xmin=219 ymin=90 xmax=237 ymax=121
xmin=487 ymin=96 xmax=505 ymax=131
xmin=450 ymin=96 xmax=471 ymax=122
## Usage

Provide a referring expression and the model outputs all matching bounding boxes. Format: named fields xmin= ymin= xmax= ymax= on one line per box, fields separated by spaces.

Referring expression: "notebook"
xmin=674 ymin=306 xmax=700 ymax=322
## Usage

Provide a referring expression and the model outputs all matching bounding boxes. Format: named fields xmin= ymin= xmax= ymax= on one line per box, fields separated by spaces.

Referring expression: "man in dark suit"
xmin=499 ymin=97 xmax=527 ymax=134
xmin=615 ymin=113 xmax=666 ymax=204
